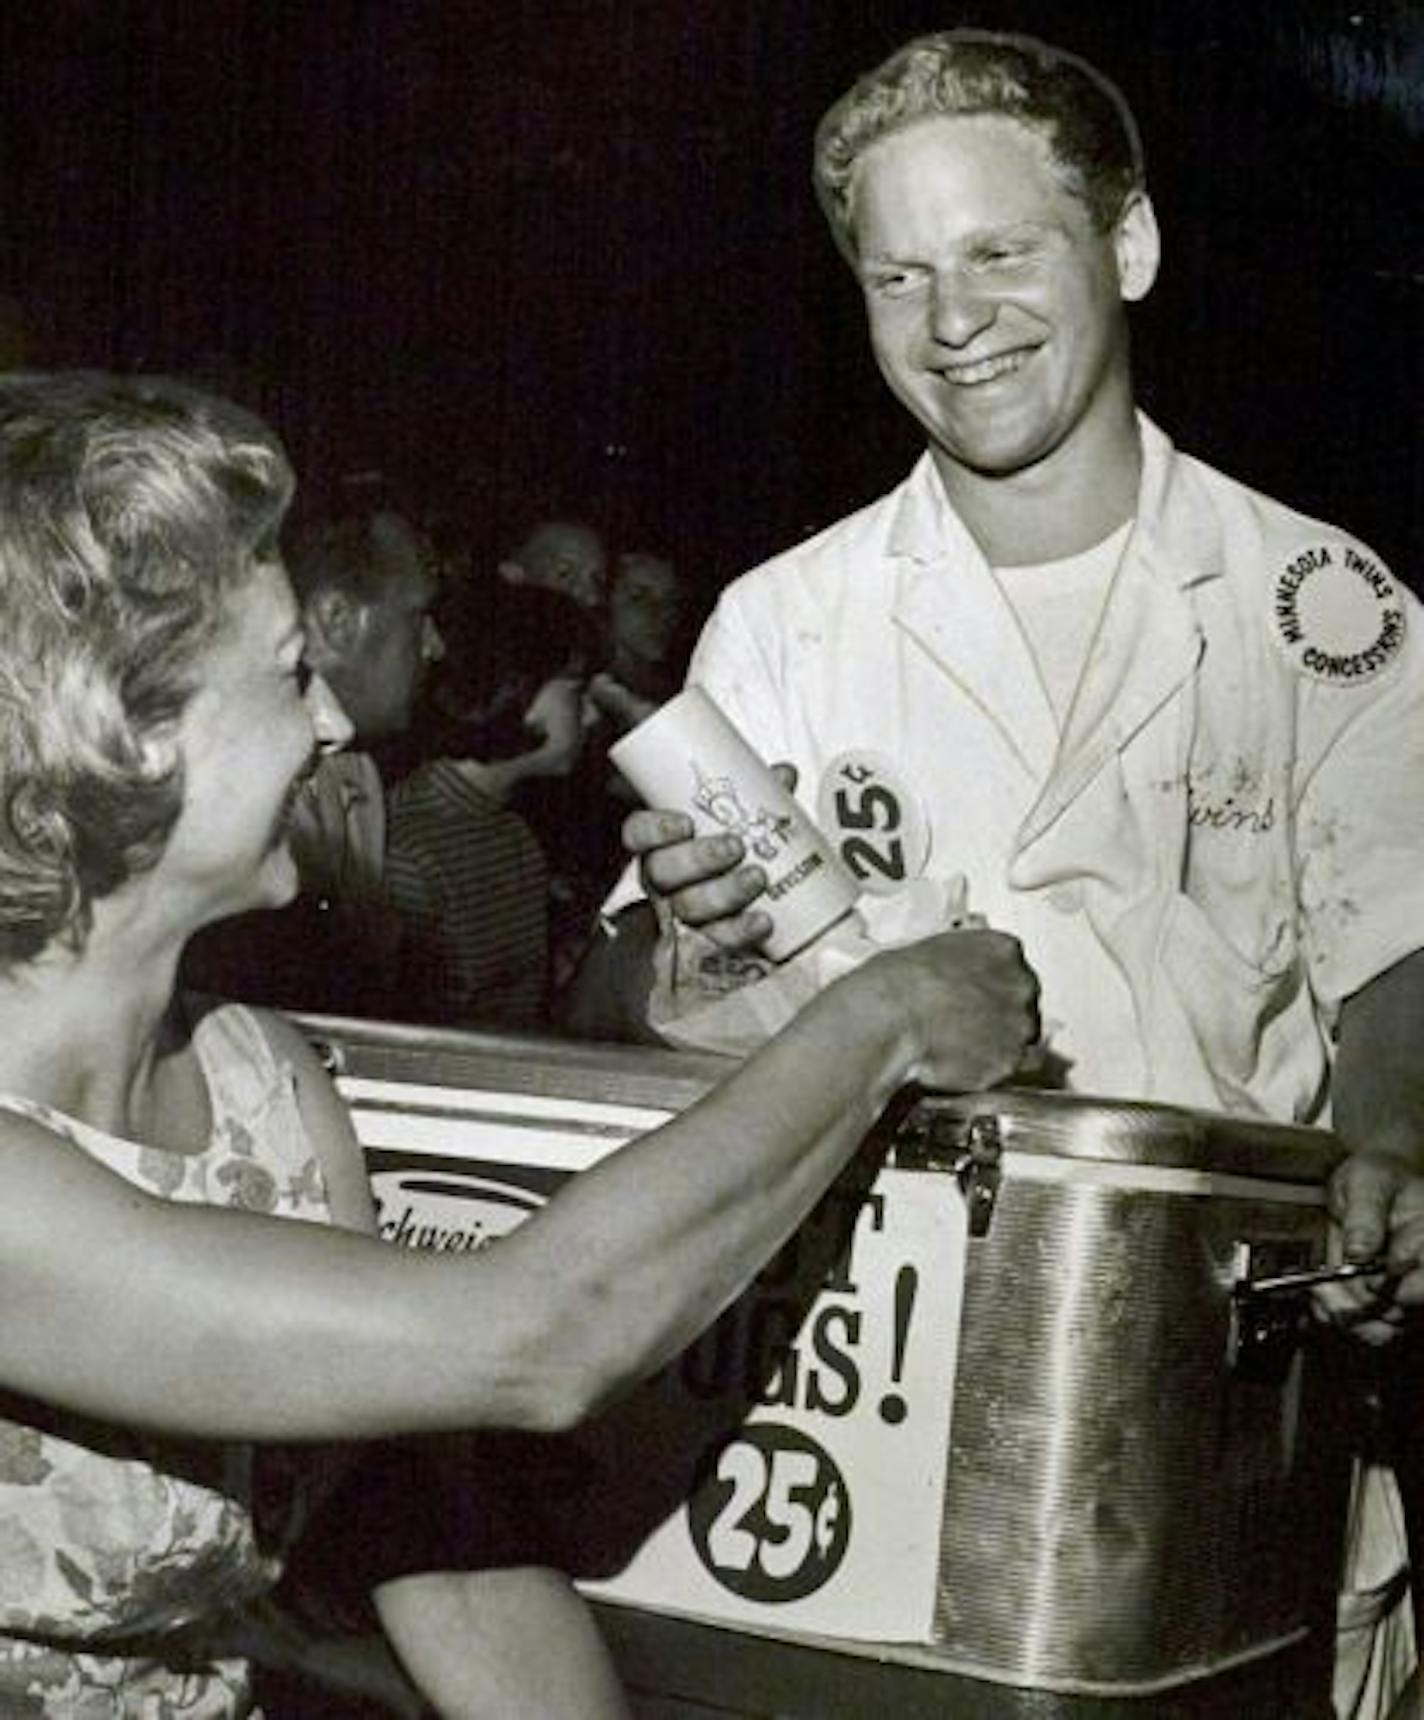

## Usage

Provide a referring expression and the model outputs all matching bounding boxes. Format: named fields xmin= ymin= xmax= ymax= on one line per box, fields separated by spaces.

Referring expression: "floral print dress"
xmin=0 ymin=1003 xmax=336 ymax=1717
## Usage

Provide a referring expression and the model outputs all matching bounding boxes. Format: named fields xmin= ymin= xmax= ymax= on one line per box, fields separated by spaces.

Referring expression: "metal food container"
xmin=890 ymin=1085 xmax=1352 ymax=1699
xmin=299 ymin=1016 xmax=1355 ymax=1714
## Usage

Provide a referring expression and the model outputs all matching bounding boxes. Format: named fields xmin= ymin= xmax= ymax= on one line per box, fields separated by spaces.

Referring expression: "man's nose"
xmin=423 ymin=616 xmax=446 ymax=663
xmin=306 ymin=670 xmax=355 ymax=752
xmin=929 ymin=268 xmax=997 ymax=347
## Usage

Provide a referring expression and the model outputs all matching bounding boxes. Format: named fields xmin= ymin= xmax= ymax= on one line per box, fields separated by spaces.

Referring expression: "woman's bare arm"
xmin=0 ymin=931 xmax=1035 ymax=1443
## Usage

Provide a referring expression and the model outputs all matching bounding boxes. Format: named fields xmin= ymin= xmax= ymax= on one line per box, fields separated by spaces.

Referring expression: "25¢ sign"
xmin=687 ymin=1424 xmax=851 ymax=1603
xmin=817 ymin=752 xmax=930 ymax=896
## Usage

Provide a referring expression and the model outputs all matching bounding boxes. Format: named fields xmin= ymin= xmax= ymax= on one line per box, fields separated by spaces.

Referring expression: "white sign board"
xmin=346 ymin=1076 xmax=968 ymax=1643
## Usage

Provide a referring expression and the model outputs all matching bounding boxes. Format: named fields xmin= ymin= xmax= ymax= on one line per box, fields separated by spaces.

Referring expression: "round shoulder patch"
xmin=1269 ymin=540 xmax=1406 ymax=685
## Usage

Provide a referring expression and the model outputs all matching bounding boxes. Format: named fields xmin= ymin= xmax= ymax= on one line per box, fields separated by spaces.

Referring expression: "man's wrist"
xmin=1342 ymin=1127 xmax=1424 ymax=1174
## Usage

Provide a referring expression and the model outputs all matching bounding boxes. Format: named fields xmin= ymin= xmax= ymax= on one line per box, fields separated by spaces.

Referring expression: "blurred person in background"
xmin=586 ymin=549 xmax=696 ymax=735
xmin=384 ymin=580 xmax=595 ymax=1028
xmin=496 ymin=515 xmax=607 ymax=612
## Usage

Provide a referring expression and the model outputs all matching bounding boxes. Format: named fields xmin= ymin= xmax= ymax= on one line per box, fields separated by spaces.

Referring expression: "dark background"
xmin=2 ymin=0 xmax=1421 ymax=601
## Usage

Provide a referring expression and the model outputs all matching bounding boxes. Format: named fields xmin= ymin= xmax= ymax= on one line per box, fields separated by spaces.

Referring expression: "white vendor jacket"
xmin=646 ymin=416 xmax=1424 ymax=1116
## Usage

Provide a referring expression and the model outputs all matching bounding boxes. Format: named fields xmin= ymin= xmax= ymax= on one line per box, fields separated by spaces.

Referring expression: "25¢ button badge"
xmin=817 ymin=752 xmax=930 ymax=895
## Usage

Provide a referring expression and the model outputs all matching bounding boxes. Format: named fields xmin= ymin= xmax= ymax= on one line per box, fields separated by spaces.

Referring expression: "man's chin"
xmin=246 ymin=843 xmax=301 ymax=912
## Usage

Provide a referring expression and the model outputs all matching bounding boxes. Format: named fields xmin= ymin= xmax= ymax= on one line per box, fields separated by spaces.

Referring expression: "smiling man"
xmin=572 ymin=31 xmax=1424 ymax=1718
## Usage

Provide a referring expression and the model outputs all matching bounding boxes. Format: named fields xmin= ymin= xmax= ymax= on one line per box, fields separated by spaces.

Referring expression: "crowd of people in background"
xmin=0 ymin=17 xmax=1419 ymax=1720
xmin=5 ymin=284 xmax=707 ymax=1044
xmin=183 ymin=484 xmax=701 ymax=1036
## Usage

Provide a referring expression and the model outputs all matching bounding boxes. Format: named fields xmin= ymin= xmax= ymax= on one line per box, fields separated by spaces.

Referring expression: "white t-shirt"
xmin=993 ymin=521 xmax=1132 ymax=726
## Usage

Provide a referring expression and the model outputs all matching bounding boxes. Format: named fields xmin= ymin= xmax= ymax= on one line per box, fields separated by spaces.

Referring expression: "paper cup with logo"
xmin=610 ymin=685 xmax=859 ymax=963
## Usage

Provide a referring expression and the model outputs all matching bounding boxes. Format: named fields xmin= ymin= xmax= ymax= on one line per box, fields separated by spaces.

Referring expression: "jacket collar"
xmin=886 ymin=415 xmax=1225 ymax=587
xmin=888 ymin=456 xmax=1055 ymax=774
xmin=884 ymin=417 xmax=1217 ymax=836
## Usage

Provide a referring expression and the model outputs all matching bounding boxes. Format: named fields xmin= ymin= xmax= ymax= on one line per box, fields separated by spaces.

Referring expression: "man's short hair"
xmin=813 ymin=29 xmax=1146 ymax=260
xmin=285 ymin=507 xmax=431 ymax=612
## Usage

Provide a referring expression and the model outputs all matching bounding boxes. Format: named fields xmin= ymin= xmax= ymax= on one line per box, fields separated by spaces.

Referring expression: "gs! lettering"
xmin=679 ymin=1295 xmax=864 ymax=1418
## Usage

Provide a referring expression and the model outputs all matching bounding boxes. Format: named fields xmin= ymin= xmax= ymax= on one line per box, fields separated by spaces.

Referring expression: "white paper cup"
xmin=610 ymin=685 xmax=859 ymax=962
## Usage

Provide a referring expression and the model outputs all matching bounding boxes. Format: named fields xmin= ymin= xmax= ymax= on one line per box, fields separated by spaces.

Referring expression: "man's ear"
xmin=1114 ymin=191 xmax=1160 ymax=304
xmin=497 ymin=558 xmax=528 ymax=586
xmin=305 ymin=587 xmax=364 ymax=660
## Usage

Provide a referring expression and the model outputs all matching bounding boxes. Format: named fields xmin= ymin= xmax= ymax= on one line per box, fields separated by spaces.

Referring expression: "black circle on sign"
xmin=686 ymin=1422 xmax=852 ymax=1603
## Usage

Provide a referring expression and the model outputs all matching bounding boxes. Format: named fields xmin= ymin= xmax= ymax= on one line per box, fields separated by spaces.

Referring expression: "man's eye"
xmin=865 ymin=267 xmax=919 ymax=298
xmin=975 ymin=243 xmax=1032 ymax=270
xmin=292 ymin=660 xmax=314 ymax=695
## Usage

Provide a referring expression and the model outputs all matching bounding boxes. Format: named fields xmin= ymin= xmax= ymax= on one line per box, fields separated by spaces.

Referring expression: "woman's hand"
xmin=852 ymin=928 xmax=1041 ymax=1095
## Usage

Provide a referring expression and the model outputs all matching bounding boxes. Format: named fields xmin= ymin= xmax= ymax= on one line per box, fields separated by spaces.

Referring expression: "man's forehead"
xmin=851 ymin=112 xmax=1074 ymax=226
xmin=368 ymin=512 xmax=439 ymax=602
xmin=526 ymin=521 xmax=604 ymax=566
xmin=386 ymin=563 xmax=440 ymax=612
xmin=618 ymin=557 xmax=679 ymax=592
xmin=369 ymin=508 xmax=424 ymax=561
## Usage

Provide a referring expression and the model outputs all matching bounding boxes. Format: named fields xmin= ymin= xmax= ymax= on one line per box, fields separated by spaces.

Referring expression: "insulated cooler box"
xmin=300 ymin=1016 xmax=1355 ymax=1719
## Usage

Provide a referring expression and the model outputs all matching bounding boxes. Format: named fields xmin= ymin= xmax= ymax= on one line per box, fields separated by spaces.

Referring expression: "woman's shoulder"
xmin=182 ymin=992 xmax=373 ymax=1232
xmin=182 ymin=994 xmax=337 ymax=1156
xmin=183 ymin=993 xmax=326 ymax=1079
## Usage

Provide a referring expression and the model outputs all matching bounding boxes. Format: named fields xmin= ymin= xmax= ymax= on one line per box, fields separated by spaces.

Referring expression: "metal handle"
xmin=1227 ymin=1255 xmax=1392 ymax=1381
xmin=1238 ymin=1257 xmax=1390 ymax=1298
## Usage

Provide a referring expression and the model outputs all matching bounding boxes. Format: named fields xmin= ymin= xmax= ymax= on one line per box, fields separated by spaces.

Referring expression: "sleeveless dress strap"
xmin=188 ymin=1001 xmax=335 ymax=1225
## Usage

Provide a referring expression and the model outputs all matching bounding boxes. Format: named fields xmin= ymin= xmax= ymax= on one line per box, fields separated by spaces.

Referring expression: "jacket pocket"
xmin=1158 ymin=892 xmax=1322 ymax=1114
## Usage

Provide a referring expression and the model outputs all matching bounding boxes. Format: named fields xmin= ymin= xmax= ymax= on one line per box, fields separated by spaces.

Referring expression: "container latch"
xmin=955 ymin=1113 xmax=1003 ymax=1237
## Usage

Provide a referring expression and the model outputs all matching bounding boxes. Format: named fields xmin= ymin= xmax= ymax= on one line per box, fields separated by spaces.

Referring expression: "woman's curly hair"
xmin=0 ymin=371 xmax=293 ymax=963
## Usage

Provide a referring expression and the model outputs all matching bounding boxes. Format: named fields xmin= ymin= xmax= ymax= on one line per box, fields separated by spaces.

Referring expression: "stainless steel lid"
xmin=890 ymin=1085 xmax=1342 ymax=1185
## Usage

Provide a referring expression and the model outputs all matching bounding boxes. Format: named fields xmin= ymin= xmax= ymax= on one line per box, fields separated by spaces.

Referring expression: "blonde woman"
xmin=0 ymin=371 xmax=1036 ymax=1715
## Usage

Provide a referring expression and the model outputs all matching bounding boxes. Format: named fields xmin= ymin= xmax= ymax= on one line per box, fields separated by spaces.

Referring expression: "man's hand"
xmin=1323 ymin=952 xmax=1424 ymax=1342
xmin=1318 ymin=1153 xmax=1424 ymax=1343
xmin=523 ymin=677 xmax=587 ymax=778
xmin=622 ymin=763 xmax=799 ymax=955
xmin=587 ymin=670 xmax=657 ymax=735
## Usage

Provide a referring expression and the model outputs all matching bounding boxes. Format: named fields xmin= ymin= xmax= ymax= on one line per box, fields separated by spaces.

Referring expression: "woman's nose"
xmin=306 ymin=670 xmax=355 ymax=752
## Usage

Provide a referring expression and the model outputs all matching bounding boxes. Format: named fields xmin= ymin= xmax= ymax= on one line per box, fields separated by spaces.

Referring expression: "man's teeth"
xmin=944 ymin=351 xmax=1026 ymax=385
